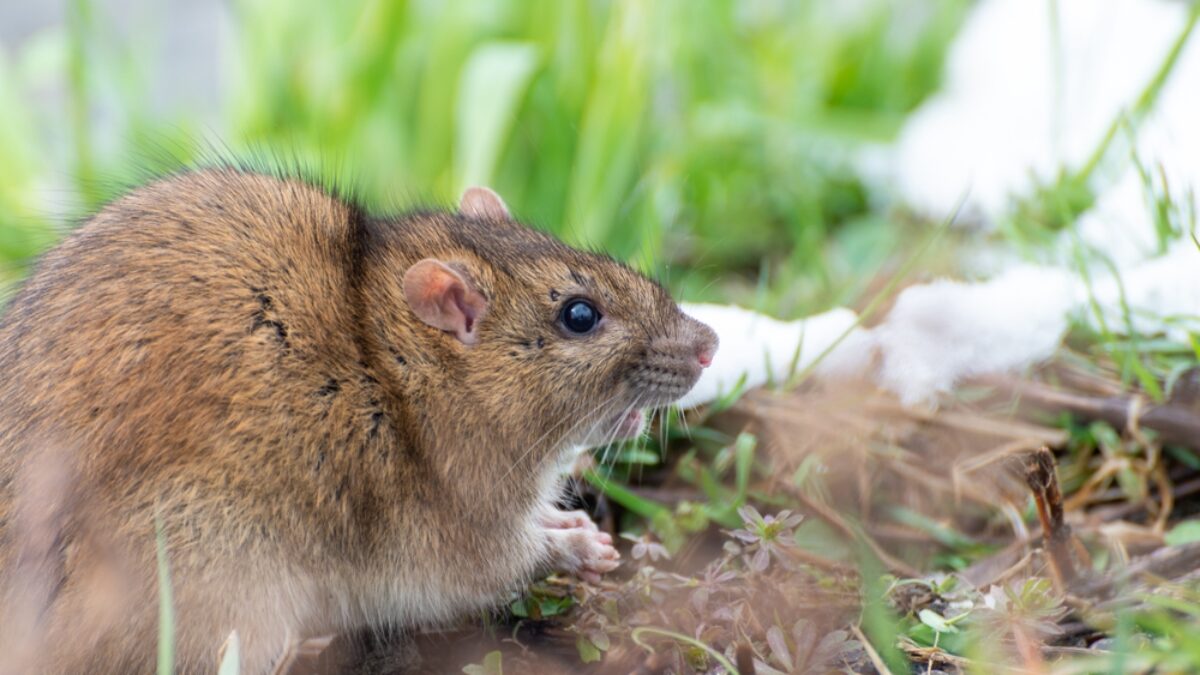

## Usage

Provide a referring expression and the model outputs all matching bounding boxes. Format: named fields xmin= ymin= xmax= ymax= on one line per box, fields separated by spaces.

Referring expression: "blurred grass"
xmin=0 ymin=0 xmax=968 ymax=310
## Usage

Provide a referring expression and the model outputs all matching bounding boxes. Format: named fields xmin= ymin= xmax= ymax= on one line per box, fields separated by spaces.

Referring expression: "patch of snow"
xmin=894 ymin=0 xmax=1199 ymax=256
xmin=679 ymin=241 xmax=1200 ymax=407
xmin=1086 ymin=240 xmax=1200 ymax=342
xmin=870 ymin=266 xmax=1077 ymax=405
xmin=677 ymin=304 xmax=862 ymax=409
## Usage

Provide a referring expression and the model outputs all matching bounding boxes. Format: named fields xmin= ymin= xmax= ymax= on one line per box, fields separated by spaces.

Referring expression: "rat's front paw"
xmin=550 ymin=528 xmax=619 ymax=584
xmin=538 ymin=508 xmax=598 ymax=532
xmin=541 ymin=512 xmax=619 ymax=584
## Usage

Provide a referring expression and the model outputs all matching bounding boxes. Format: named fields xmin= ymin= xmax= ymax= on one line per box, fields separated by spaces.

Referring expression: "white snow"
xmin=894 ymin=0 xmax=1200 ymax=259
xmin=675 ymin=304 xmax=861 ymax=409
xmin=869 ymin=266 xmax=1077 ymax=405
xmin=681 ymin=241 xmax=1200 ymax=408
xmin=679 ymin=267 xmax=1079 ymax=408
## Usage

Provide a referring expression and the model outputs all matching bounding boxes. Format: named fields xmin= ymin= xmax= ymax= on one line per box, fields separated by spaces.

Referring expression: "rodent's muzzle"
xmin=627 ymin=315 xmax=718 ymax=406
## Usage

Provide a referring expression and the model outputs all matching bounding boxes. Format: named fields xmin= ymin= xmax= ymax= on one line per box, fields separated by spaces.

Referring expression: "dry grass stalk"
xmin=1024 ymin=448 xmax=1082 ymax=590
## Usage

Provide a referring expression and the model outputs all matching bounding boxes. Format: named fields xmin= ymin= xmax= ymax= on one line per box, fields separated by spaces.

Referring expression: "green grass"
xmin=155 ymin=514 xmax=175 ymax=675
xmin=0 ymin=0 xmax=968 ymax=310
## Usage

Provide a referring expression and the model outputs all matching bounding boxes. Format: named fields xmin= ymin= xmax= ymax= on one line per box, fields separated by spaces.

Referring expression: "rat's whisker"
xmin=639 ymin=404 xmax=666 ymax=485
xmin=502 ymin=396 xmax=617 ymax=480
xmin=495 ymin=390 xmax=624 ymax=486
xmin=595 ymin=394 xmax=646 ymax=470
xmin=661 ymin=407 xmax=674 ymax=452
xmin=594 ymin=394 xmax=646 ymax=479
xmin=676 ymin=404 xmax=693 ymax=440
xmin=606 ymin=398 xmax=643 ymax=462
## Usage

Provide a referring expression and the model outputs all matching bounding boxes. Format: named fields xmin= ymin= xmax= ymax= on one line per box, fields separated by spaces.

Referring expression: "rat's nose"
xmin=690 ymin=320 xmax=718 ymax=369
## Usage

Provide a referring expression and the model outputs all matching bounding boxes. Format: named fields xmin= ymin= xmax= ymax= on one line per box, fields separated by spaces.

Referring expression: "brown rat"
xmin=0 ymin=168 xmax=717 ymax=673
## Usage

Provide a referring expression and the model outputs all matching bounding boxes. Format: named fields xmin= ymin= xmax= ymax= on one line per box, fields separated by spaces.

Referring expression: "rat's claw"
xmin=578 ymin=529 xmax=619 ymax=574
xmin=543 ymin=520 xmax=620 ymax=583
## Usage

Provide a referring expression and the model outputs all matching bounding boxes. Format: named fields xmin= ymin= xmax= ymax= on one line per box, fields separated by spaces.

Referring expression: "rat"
xmin=0 ymin=168 xmax=717 ymax=674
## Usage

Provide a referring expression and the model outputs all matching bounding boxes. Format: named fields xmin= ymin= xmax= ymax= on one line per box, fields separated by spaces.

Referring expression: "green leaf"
xmin=1089 ymin=421 xmax=1122 ymax=451
xmin=696 ymin=463 xmax=729 ymax=505
xmin=918 ymin=609 xmax=959 ymax=634
xmin=576 ymin=635 xmax=602 ymax=664
xmin=649 ymin=509 xmax=686 ymax=553
xmin=614 ymin=448 xmax=660 ymax=465
xmin=907 ymin=622 xmax=969 ymax=654
xmin=674 ymin=500 xmax=712 ymax=533
xmin=462 ymin=650 xmax=503 ymax=675
xmin=907 ymin=621 xmax=938 ymax=647
xmin=535 ymin=594 xmax=573 ymax=618
xmin=1130 ymin=358 xmax=1165 ymax=402
xmin=1116 ymin=466 xmax=1146 ymax=502
xmin=667 ymin=425 xmax=729 ymax=446
xmin=583 ymin=469 xmax=669 ymax=520
xmin=858 ymin=547 xmax=909 ymax=675
xmin=733 ymin=432 xmax=756 ymax=501
xmin=1165 ymin=520 xmax=1200 ymax=546
xmin=1166 ymin=445 xmax=1200 ymax=471
xmin=509 ymin=597 xmax=529 ymax=618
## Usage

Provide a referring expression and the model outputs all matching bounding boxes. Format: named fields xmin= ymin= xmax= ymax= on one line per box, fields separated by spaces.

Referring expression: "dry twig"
xmin=1024 ymin=448 xmax=1084 ymax=590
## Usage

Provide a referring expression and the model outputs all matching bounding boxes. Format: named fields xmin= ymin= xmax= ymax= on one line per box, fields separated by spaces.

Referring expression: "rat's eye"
xmin=560 ymin=299 xmax=601 ymax=335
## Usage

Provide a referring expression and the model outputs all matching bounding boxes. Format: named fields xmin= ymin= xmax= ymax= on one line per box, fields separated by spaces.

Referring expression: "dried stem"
xmin=1024 ymin=448 xmax=1080 ymax=589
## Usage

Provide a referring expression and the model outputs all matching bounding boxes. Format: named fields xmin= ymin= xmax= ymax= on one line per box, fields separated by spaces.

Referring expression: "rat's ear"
xmin=459 ymin=186 xmax=511 ymax=221
xmin=403 ymin=259 xmax=488 ymax=345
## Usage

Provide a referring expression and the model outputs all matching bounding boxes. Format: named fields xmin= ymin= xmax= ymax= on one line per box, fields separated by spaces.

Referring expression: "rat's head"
xmin=401 ymin=187 xmax=717 ymax=449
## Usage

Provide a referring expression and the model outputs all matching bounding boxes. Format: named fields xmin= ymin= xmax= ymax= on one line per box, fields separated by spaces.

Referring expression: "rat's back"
xmin=0 ymin=169 xmax=374 ymax=673
xmin=0 ymin=170 xmax=369 ymax=493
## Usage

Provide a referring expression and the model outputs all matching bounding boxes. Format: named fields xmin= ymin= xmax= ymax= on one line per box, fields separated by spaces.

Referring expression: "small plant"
xmin=621 ymin=532 xmax=671 ymax=563
xmin=756 ymin=621 xmax=860 ymax=675
xmin=726 ymin=505 xmax=805 ymax=573
xmin=508 ymin=580 xmax=577 ymax=621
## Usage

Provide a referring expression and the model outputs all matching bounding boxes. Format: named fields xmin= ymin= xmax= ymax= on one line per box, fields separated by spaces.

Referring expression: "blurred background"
xmin=6 ymin=4 xmax=1200 ymax=671
xmin=0 ymin=0 xmax=970 ymax=314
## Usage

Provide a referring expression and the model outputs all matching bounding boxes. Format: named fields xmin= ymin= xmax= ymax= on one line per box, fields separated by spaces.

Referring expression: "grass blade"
xmin=155 ymin=514 xmax=175 ymax=675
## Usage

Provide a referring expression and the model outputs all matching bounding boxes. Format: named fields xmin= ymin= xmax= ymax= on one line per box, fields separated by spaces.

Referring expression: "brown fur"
xmin=0 ymin=168 xmax=715 ymax=673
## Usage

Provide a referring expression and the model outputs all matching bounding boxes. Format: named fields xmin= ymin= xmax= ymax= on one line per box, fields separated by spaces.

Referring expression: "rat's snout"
xmin=668 ymin=314 xmax=718 ymax=379
xmin=627 ymin=314 xmax=719 ymax=406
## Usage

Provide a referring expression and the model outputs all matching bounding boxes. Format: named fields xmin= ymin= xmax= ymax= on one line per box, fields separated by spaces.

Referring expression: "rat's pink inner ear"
xmin=403 ymin=259 xmax=488 ymax=345
xmin=459 ymin=186 xmax=511 ymax=221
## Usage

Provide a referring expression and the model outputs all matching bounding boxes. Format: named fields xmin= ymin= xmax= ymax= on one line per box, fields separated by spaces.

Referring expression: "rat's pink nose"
xmin=682 ymin=314 xmax=718 ymax=371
